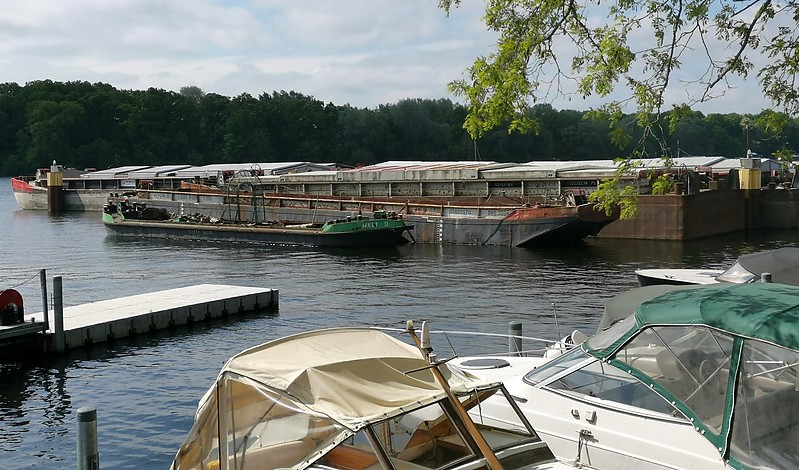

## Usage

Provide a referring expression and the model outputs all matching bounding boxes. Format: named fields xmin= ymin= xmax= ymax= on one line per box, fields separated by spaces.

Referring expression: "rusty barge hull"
xmin=134 ymin=193 xmax=612 ymax=247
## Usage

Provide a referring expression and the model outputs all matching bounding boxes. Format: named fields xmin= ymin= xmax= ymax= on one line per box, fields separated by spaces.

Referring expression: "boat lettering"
xmin=561 ymin=180 xmax=597 ymax=187
xmin=489 ymin=181 xmax=522 ymax=188
xmin=444 ymin=208 xmax=478 ymax=217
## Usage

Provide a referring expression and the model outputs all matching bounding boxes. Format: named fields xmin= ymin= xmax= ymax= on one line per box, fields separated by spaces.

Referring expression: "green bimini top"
xmin=589 ymin=282 xmax=799 ymax=359
xmin=634 ymin=282 xmax=799 ymax=350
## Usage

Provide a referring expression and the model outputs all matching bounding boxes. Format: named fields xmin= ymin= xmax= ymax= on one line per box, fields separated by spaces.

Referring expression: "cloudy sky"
xmin=0 ymin=0 xmax=774 ymax=113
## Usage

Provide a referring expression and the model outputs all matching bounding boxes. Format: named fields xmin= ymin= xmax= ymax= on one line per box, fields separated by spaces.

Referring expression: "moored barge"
xmin=15 ymin=160 xmax=625 ymax=246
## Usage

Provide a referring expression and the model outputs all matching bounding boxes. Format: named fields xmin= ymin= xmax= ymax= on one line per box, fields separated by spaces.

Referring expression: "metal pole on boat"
xmin=509 ymin=321 xmax=522 ymax=357
xmin=761 ymin=272 xmax=773 ymax=283
xmin=552 ymin=303 xmax=562 ymax=342
xmin=406 ymin=321 xmax=503 ymax=470
xmin=77 ymin=407 xmax=100 ymax=470
xmin=40 ymin=269 xmax=49 ymax=332
xmin=53 ymin=276 xmax=65 ymax=353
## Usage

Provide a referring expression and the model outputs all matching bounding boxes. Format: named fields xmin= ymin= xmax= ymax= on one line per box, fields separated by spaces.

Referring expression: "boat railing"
xmin=374 ymin=326 xmax=569 ymax=358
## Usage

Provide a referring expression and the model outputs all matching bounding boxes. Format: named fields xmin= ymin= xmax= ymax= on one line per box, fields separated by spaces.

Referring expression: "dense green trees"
xmin=0 ymin=80 xmax=798 ymax=176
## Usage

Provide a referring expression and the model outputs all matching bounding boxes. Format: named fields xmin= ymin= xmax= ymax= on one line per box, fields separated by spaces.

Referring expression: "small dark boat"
xmin=102 ymin=195 xmax=413 ymax=247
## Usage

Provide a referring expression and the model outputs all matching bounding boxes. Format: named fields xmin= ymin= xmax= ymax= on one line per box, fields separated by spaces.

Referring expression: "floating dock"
xmin=16 ymin=284 xmax=278 ymax=352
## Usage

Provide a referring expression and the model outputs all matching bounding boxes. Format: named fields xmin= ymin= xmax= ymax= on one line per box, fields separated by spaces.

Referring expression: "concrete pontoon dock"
xmin=19 ymin=284 xmax=278 ymax=352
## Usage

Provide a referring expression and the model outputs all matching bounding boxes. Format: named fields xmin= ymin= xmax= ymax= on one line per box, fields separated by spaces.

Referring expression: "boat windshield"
xmin=715 ymin=261 xmax=757 ymax=283
xmin=730 ymin=340 xmax=799 ymax=469
xmin=524 ymin=343 xmax=679 ymax=416
xmin=523 ymin=346 xmax=593 ymax=385
xmin=317 ymin=400 xmax=477 ymax=470
xmin=317 ymin=386 xmax=541 ymax=470
xmin=587 ymin=314 xmax=637 ymax=351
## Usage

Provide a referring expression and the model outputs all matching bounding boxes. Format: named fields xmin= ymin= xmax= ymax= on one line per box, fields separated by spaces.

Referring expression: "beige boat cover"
xmin=217 ymin=327 xmax=469 ymax=430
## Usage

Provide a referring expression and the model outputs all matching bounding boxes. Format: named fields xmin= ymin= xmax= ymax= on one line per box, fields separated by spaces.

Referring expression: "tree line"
xmin=1 ymin=80 xmax=797 ymax=176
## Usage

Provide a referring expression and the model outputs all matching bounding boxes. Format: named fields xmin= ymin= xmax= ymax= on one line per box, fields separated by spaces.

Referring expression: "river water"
xmin=1 ymin=176 xmax=798 ymax=469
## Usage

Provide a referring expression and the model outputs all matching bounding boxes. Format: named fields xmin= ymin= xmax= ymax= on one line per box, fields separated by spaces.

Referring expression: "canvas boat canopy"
xmin=219 ymin=328 xmax=462 ymax=428
xmin=171 ymin=328 xmax=505 ymax=470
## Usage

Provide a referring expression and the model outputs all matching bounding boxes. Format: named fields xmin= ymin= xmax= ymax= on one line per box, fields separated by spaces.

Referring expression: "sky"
xmin=0 ymin=0 xmax=777 ymax=114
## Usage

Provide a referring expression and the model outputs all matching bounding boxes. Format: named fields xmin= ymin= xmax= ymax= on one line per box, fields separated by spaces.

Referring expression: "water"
xmin=2 ymin=177 xmax=798 ymax=469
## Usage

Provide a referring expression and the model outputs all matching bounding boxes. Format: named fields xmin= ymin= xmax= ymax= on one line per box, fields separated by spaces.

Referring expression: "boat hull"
xmin=133 ymin=195 xmax=614 ymax=247
xmin=103 ymin=220 xmax=411 ymax=247
xmin=12 ymin=178 xmax=615 ymax=246
xmin=12 ymin=177 xmax=109 ymax=211
xmin=635 ymin=269 xmax=723 ymax=286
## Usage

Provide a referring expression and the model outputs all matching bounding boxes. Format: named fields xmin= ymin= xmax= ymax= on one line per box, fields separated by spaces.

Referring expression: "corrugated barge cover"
xmin=79 ymin=166 xmax=151 ymax=179
xmin=173 ymin=163 xmax=274 ymax=178
xmin=127 ymin=165 xmax=193 ymax=179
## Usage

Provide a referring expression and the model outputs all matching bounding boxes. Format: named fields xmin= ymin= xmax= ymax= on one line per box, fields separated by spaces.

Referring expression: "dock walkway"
xmin=23 ymin=284 xmax=278 ymax=351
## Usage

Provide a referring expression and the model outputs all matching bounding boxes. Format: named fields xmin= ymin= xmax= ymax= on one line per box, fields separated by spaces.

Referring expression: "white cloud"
xmin=0 ymin=0 xmax=780 ymax=113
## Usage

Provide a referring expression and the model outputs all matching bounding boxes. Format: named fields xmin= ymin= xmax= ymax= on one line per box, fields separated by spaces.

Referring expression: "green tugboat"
xmin=102 ymin=195 xmax=413 ymax=247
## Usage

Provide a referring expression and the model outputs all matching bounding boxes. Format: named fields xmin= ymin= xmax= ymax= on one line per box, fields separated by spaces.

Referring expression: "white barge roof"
xmin=127 ymin=165 xmax=193 ymax=179
xmin=70 ymin=157 xmax=777 ymax=183
xmin=79 ymin=166 xmax=151 ymax=179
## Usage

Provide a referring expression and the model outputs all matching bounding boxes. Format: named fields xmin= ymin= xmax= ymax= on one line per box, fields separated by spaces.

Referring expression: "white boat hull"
xmin=635 ymin=268 xmax=723 ymax=286
xmin=452 ymin=356 xmax=729 ymax=469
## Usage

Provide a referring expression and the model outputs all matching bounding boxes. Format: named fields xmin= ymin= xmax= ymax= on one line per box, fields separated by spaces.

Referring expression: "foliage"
xmin=440 ymin=0 xmax=799 ymax=138
xmin=651 ymin=174 xmax=676 ymax=195
xmin=439 ymin=0 xmax=799 ymax=216
xmin=772 ymin=145 xmax=795 ymax=171
xmin=590 ymin=174 xmax=640 ymax=219
xmin=1 ymin=81 xmax=799 ymax=182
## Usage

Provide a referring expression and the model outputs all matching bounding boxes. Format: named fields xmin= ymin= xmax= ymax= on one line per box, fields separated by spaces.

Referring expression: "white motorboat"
xmin=635 ymin=246 xmax=799 ymax=286
xmin=170 ymin=325 xmax=583 ymax=470
xmin=447 ymin=283 xmax=799 ymax=470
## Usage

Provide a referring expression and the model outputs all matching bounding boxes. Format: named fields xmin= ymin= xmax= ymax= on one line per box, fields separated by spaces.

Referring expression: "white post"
xmin=509 ymin=321 xmax=522 ymax=356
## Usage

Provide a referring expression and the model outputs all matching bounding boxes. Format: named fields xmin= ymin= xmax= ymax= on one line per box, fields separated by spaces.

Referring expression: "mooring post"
xmin=761 ymin=272 xmax=773 ymax=283
xmin=47 ymin=161 xmax=64 ymax=214
xmin=77 ymin=407 xmax=99 ymax=470
xmin=53 ymin=276 xmax=65 ymax=353
xmin=509 ymin=321 xmax=522 ymax=357
xmin=40 ymin=269 xmax=49 ymax=331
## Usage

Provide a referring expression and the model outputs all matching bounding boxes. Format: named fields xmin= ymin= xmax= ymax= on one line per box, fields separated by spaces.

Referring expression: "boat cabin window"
xmin=523 ymin=344 xmax=678 ymax=414
xmin=714 ymin=261 xmax=756 ymax=283
xmin=615 ymin=326 xmax=733 ymax=432
xmin=730 ymin=340 xmax=799 ymax=469
xmin=545 ymin=357 xmax=677 ymax=415
xmin=523 ymin=346 xmax=593 ymax=385
xmin=587 ymin=315 xmax=637 ymax=350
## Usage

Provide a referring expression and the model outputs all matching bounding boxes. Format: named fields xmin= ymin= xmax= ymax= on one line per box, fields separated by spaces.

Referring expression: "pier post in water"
xmin=509 ymin=321 xmax=522 ymax=356
xmin=53 ymin=276 xmax=65 ymax=353
xmin=77 ymin=407 xmax=99 ymax=470
xmin=761 ymin=272 xmax=773 ymax=283
xmin=47 ymin=161 xmax=64 ymax=214
xmin=40 ymin=269 xmax=49 ymax=331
